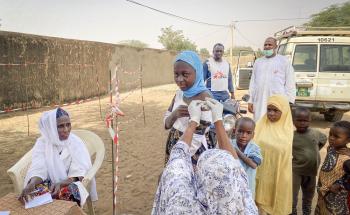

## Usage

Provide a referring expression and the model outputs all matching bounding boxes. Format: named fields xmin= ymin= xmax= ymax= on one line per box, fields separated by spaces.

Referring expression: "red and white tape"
xmin=0 ymin=97 xmax=99 ymax=114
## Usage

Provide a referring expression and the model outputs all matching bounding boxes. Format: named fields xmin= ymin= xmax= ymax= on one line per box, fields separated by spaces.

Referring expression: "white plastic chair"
xmin=7 ymin=129 xmax=105 ymax=215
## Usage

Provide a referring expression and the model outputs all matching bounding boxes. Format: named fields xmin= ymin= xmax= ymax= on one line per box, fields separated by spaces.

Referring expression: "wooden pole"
xmin=139 ymin=64 xmax=146 ymax=125
xmin=96 ymin=65 xmax=103 ymax=120
xmin=109 ymin=69 xmax=116 ymax=215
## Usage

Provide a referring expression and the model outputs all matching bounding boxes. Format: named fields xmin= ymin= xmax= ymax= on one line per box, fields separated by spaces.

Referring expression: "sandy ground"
xmin=1 ymin=84 xmax=350 ymax=214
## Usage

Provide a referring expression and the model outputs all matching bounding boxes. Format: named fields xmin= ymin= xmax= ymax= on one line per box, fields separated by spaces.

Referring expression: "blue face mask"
xmin=262 ymin=49 xmax=274 ymax=57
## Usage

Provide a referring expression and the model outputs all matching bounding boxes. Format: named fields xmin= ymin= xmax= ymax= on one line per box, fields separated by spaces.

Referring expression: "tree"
xmin=199 ymin=48 xmax=210 ymax=57
xmin=158 ymin=26 xmax=197 ymax=52
xmin=304 ymin=2 xmax=350 ymax=27
xmin=118 ymin=40 xmax=149 ymax=48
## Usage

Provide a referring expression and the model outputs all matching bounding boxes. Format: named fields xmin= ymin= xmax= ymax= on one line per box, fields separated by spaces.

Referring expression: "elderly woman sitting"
xmin=19 ymin=108 xmax=97 ymax=206
xmin=153 ymin=98 xmax=258 ymax=214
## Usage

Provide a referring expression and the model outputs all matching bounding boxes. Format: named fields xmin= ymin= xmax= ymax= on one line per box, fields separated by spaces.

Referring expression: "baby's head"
xmin=235 ymin=117 xmax=255 ymax=146
xmin=293 ymin=107 xmax=311 ymax=133
xmin=343 ymin=160 xmax=350 ymax=175
xmin=329 ymin=121 xmax=350 ymax=150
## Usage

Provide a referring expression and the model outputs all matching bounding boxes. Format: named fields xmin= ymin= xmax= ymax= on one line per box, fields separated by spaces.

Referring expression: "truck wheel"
xmin=324 ymin=111 xmax=344 ymax=122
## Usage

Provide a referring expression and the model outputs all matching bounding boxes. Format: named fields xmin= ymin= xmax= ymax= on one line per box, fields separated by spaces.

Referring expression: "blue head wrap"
xmin=174 ymin=51 xmax=207 ymax=98
xmin=56 ymin=107 xmax=69 ymax=119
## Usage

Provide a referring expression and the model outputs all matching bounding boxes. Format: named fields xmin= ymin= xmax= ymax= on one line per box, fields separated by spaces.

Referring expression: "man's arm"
xmin=228 ymin=65 xmax=235 ymax=99
xmin=248 ymin=64 xmax=257 ymax=113
xmin=203 ymin=61 xmax=210 ymax=84
xmin=285 ymin=61 xmax=296 ymax=104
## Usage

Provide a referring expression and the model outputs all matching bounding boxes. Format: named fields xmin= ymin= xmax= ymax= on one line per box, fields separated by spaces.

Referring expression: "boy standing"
xmin=292 ymin=107 xmax=327 ymax=215
xmin=231 ymin=117 xmax=262 ymax=197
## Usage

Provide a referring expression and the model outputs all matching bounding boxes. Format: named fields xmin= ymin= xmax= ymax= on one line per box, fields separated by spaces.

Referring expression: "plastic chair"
xmin=7 ymin=129 xmax=105 ymax=215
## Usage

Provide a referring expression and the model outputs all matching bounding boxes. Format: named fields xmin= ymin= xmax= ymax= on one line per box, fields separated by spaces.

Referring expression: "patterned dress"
xmin=315 ymin=147 xmax=350 ymax=215
xmin=164 ymin=127 xmax=216 ymax=165
xmin=153 ymin=141 xmax=258 ymax=214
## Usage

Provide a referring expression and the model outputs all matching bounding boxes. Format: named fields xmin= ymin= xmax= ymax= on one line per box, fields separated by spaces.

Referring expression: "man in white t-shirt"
xmin=248 ymin=37 xmax=296 ymax=121
xmin=203 ymin=43 xmax=235 ymax=102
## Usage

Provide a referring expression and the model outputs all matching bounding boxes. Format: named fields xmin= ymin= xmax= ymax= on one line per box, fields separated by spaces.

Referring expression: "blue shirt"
xmin=231 ymin=139 xmax=262 ymax=198
xmin=203 ymin=59 xmax=234 ymax=101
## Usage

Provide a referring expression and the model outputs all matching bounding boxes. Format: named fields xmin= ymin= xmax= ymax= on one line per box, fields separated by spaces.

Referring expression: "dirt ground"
xmin=1 ymin=84 xmax=349 ymax=214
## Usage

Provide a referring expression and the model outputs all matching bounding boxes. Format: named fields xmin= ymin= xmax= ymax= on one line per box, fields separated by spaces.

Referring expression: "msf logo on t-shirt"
xmin=213 ymin=71 xmax=227 ymax=79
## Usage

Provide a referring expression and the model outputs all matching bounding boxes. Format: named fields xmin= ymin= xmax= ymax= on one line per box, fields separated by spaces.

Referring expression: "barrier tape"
xmin=0 ymin=62 xmax=95 ymax=67
xmin=0 ymin=97 xmax=99 ymax=114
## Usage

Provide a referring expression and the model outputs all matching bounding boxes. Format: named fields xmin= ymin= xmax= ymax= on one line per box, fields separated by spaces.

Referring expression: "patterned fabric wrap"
xmin=56 ymin=108 xmax=69 ymax=119
xmin=153 ymin=142 xmax=204 ymax=214
xmin=196 ymin=149 xmax=258 ymax=214
xmin=316 ymin=147 xmax=350 ymax=214
xmin=153 ymin=141 xmax=258 ymax=215
xmin=164 ymin=127 xmax=216 ymax=166
xmin=32 ymin=180 xmax=82 ymax=206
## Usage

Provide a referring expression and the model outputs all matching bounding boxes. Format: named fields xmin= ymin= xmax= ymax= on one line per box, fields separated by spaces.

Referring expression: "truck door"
xmin=292 ymin=44 xmax=318 ymax=101
xmin=317 ymin=44 xmax=350 ymax=102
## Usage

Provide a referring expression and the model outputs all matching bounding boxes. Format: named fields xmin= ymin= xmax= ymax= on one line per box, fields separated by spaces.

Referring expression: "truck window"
xmin=292 ymin=45 xmax=317 ymax=72
xmin=277 ymin=44 xmax=286 ymax=55
xmin=320 ymin=45 xmax=350 ymax=73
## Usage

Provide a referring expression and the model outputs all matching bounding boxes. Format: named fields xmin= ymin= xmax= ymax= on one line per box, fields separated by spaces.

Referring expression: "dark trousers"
xmin=292 ymin=173 xmax=316 ymax=215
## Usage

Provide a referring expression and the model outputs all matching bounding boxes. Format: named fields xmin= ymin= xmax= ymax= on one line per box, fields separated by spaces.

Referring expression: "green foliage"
xmin=158 ymin=26 xmax=197 ymax=51
xmin=304 ymin=2 xmax=350 ymax=27
xmin=224 ymin=46 xmax=254 ymax=56
xmin=119 ymin=40 xmax=149 ymax=48
xmin=199 ymin=48 xmax=210 ymax=57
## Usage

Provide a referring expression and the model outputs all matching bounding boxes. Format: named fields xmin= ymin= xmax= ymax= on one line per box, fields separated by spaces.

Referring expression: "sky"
xmin=0 ymin=0 xmax=347 ymax=51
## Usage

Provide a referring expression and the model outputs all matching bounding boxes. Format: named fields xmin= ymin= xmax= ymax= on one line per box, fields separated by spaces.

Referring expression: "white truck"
xmin=276 ymin=26 xmax=350 ymax=121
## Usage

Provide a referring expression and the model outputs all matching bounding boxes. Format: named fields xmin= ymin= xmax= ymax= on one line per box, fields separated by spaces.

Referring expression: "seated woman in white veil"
xmin=19 ymin=108 xmax=97 ymax=206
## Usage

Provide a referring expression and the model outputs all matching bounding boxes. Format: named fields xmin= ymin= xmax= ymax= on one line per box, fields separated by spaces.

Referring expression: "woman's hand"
xmin=173 ymin=105 xmax=189 ymax=119
xmin=165 ymin=105 xmax=189 ymax=129
xmin=18 ymin=182 xmax=36 ymax=204
xmin=188 ymin=100 xmax=203 ymax=125
xmin=205 ymin=98 xmax=223 ymax=123
xmin=50 ymin=183 xmax=61 ymax=198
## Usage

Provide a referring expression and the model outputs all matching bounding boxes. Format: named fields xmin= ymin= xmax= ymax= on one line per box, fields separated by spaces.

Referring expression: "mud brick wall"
xmin=0 ymin=31 xmax=253 ymax=110
xmin=0 ymin=31 xmax=177 ymax=110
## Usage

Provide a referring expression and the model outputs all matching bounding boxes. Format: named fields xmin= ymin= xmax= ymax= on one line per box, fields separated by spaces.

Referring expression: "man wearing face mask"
xmin=203 ymin=43 xmax=235 ymax=102
xmin=248 ymin=37 xmax=295 ymax=122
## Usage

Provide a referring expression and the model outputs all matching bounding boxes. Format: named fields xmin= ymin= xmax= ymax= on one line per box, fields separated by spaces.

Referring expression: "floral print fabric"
xmin=152 ymin=141 xmax=258 ymax=215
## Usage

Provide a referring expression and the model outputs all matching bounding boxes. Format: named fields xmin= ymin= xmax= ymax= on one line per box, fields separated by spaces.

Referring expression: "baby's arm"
xmin=328 ymin=174 xmax=350 ymax=193
xmin=236 ymin=149 xmax=259 ymax=169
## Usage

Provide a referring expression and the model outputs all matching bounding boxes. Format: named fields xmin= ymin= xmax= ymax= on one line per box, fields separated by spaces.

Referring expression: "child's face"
xmin=329 ymin=126 xmax=350 ymax=149
xmin=293 ymin=111 xmax=311 ymax=133
xmin=174 ymin=61 xmax=196 ymax=91
xmin=267 ymin=104 xmax=282 ymax=122
xmin=235 ymin=121 xmax=255 ymax=146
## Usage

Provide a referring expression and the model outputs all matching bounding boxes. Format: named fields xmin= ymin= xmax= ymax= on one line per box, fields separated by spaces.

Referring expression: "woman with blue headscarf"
xmin=163 ymin=51 xmax=215 ymax=166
